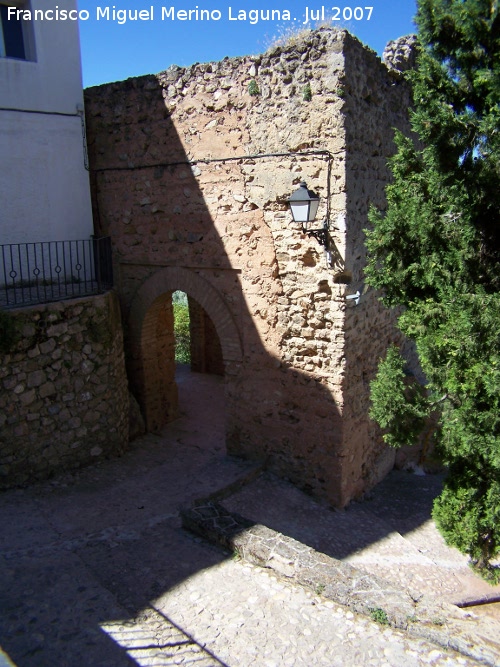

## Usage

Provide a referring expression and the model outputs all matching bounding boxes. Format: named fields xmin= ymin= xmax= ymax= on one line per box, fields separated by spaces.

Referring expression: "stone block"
xmin=2 ymin=376 xmax=17 ymax=391
xmin=39 ymin=339 xmax=56 ymax=354
xmin=27 ymin=370 xmax=46 ymax=388
xmin=19 ymin=389 xmax=36 ymax=405
xmin=46 ymin=322 xmax=68 ymax=337
xmin=39 ymin=383 xmax=56 ymax=399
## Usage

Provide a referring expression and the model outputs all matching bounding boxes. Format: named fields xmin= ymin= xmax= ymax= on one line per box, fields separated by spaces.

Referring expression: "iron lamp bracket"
xmin=303 ymin=220 xmax=329 ymax=248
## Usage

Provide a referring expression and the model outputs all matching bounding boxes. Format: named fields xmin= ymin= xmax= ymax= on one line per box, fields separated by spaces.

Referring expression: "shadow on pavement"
xmin=1 ymin=369 xmax=498 ymax=667
xmin=0 ymin=368 xmax=244 ymax=666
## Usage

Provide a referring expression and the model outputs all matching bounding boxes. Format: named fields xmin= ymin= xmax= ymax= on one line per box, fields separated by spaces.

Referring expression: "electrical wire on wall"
xmin=0 ymin=105 xmax=90 ymax=170
xmin=92 ymin=148 xmax=337 ymax=247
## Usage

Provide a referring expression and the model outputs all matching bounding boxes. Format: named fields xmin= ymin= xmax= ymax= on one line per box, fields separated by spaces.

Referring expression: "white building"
xmin=0 ymin=0 xmax=93 ymax=247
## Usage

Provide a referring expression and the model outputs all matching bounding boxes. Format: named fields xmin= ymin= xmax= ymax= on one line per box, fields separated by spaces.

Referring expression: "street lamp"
xmin=287 ymin=181 xmax=328 ymax=248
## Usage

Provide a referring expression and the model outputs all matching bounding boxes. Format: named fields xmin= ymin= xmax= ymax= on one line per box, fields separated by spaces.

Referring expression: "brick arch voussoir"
xmin=128 ymin=267 xmax=243 ymax=363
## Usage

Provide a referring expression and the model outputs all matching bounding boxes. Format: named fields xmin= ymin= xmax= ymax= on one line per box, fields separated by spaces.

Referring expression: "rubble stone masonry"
xmin=85 ymin=29 xmax=415 ymax=506
xmin=0 ymin=292 xmax=129 ymax=487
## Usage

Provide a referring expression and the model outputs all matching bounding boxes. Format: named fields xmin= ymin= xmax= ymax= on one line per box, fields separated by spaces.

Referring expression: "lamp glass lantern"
xmin=288 ymin=181 xmax=320 ymax=230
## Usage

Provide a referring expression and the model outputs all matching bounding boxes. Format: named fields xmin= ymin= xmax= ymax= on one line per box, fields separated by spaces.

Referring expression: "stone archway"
xmin=127 ymin=267 xmax=243 ymax=432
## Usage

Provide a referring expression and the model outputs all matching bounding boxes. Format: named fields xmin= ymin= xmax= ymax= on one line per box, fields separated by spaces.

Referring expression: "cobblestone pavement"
xmin=103 ymin=561 xmax=477 ymax=667
xmin=0 ymin=367 xmax=497 ymax=666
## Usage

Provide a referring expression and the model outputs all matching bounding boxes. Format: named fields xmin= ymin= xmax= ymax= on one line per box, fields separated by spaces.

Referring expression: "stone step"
xmin=181 ymin=492 xmax=500 ymax=667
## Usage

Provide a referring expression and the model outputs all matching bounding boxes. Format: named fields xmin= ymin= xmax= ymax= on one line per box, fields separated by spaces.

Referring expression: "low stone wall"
xmin=181 ymin=500 xmax=499 ymax=667
xmin=0 ymin=291 xmax=129 ymax=488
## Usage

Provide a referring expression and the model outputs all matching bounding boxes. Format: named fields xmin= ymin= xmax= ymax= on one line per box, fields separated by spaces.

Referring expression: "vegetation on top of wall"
xmin=365 ymin=0 xmax=500 ymax=575
xmin=248 ymin=80 xmax=260 ymax=96
xmin=265 ymin=25 xmax=314 ymax=50
xmin=264 ymin=23 xmax=341 ymax=54
xmin=302 ymin=83 xmax=312 ymax=101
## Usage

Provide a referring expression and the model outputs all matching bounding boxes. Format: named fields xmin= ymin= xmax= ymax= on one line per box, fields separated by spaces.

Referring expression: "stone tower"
xmin=85 ymin=28 xmax=416 ymax=506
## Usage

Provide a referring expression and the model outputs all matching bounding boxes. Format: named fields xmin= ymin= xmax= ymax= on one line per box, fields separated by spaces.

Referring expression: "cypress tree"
xmin=366 ymin=0 xmax=500 ymax=575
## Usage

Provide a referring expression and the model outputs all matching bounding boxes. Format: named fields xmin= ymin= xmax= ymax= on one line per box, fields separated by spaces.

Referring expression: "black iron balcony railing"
xmin=0 ymin=237 xmax=113 ymax=308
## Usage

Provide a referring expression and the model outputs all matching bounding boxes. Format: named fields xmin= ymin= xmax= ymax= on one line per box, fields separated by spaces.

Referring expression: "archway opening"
xmin=128 ymin=266 xmax=242 ymax=439
xmin=173 ymin=290 xmax=190 ymax=365
xmin=137 ymin=289 xmax=226 ymax=435
xmin=172 ymin=289 xmax=225 ymax=378
xmin=172 ymin=291 xmax=226 ymax=454
xmin=187 ymin=294 xmax=224 ymax=377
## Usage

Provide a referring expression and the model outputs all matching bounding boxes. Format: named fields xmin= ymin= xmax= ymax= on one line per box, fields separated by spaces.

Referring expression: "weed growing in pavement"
xmin=369 ymin=607 xmax=389 ymax=625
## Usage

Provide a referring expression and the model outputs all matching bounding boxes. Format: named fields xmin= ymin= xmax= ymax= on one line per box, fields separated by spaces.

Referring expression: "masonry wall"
xmin=340 ymin=34 xmax=415 ymax=499
xmin=0 ymin=291 xmax=129 ymax=488
xmin=189 ymin=297 xmax=224 ymax=375
xmin=85 ymin=28 xmax=413 ymax=506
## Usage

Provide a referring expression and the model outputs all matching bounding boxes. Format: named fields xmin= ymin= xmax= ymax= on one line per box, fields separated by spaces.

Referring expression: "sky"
xmin=79 ymin=0 xmax=418 ymax=87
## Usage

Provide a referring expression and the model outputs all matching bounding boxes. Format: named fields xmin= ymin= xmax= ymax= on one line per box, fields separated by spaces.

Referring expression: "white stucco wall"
xmin=0 ymin=0 xmax=93 ymax=245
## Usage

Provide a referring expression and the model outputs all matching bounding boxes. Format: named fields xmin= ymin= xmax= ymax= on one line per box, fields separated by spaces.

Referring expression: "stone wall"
xmin=340 ymin=34 xmax=414 ymax=498
xmin=85 ymin=28 xmax=414 ymax=506
xmin=0 ymin=291 xmax=129 ymax=488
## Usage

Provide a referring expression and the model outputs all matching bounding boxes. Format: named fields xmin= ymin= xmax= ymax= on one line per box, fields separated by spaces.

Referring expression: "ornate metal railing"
xmin=0 ymin=237 xmax=113 ymax=308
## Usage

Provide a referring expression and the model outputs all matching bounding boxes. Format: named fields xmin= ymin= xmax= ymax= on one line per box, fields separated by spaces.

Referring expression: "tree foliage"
xmin=369 ymin=346 xmax=428 ymax=449
xmin=173 ymin=291 xmax=190 ymax=364
xmin=366 ymin=0 xmax=500 ymax=572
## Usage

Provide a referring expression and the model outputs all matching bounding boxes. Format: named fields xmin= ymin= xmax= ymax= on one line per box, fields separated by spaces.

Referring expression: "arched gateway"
xmin=126 ymin=267 xmax=243 ymax=432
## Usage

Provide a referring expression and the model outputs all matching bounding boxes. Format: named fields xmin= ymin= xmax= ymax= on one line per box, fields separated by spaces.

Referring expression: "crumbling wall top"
xmin=383 ymin=34 xmax=418 ymax=77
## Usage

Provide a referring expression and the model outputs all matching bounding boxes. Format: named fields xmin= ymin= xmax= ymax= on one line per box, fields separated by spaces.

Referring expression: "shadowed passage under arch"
xmin=127 ymin=266 xmax=243 ymax=432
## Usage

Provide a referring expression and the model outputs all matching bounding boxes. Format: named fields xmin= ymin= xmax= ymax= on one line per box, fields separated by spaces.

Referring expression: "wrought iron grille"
xmin=0 ymin=237 xmax=113 ymax=308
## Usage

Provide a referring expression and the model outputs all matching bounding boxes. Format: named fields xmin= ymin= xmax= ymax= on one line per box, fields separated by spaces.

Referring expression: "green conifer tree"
xmin=366 ymin=0 xmax=500 ymax=575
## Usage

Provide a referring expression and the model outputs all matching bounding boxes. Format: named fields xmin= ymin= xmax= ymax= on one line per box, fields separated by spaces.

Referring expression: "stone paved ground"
xmin=0 ymin=367 xmax=498 ymax=666
xmin=104 ymin=561 xmax=477 ymax=667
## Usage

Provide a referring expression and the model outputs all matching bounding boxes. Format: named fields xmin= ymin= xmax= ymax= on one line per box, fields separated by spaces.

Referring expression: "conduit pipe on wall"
xmin=92 ymin=148 xmax=340 ymax=267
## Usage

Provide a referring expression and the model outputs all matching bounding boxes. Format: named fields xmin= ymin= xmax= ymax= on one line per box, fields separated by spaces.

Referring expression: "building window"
xmin=0 ymin=1 xmax=34 ymax=60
